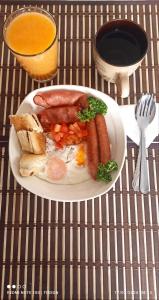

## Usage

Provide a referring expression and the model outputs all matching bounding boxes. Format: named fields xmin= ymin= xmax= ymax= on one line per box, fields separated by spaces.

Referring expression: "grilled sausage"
xmin=77 ymin=94 xmax=89 ymax=109
xmin=33 ymin=90 xmax=86 ymax=108
xmin=95 ymin=114 xmax=111 ymax=164
xmin=38 ymin=106 xmax=80 ymax=130
xmin=86 ymin=119 xmax=99 ymax=179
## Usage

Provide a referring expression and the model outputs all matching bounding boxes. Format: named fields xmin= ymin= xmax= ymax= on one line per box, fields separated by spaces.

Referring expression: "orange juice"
xmin=4 ymin=7 xmax=58 ymax=81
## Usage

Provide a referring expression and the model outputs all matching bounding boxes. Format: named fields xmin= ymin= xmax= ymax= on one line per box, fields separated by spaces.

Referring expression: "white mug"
xmin=93 ymin=19 xmax=148 ymax=98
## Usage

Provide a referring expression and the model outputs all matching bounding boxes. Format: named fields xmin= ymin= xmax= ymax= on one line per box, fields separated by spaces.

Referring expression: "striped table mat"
xmin=0 ymin=2 xmax=159 ymax=300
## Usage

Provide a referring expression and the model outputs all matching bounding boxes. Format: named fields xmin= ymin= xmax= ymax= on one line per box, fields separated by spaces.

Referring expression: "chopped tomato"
xmin=61 ymin=123 xmax=69 ymax=133
xmin=73 ymin=122 xmax=81 ymax=131
xmin=56 ymin=141 xmax=64 ymax=149
xmin=54 ymin=124 xmax=61 ymax=132
xmin=50 ymin=121 xmax=88 ymax=148
xmin=69 ymin=130 xmax=74 ymax=135
xmin=52 ymin=132 xmax=62 ymax=142
xmin=76 ymin=131 xmax=83 ymax=138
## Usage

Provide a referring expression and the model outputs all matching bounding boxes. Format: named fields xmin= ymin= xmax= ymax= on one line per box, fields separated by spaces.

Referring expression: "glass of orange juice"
xmin=3 ymin=7 xmax=58 ymax=81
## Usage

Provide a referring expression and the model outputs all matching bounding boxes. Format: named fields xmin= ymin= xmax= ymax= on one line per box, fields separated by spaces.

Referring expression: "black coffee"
xmin=96 ymin=28 xmax=145 ymax=66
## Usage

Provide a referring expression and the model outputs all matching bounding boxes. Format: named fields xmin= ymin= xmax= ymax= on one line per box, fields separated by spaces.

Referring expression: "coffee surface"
xmin=96 ymin=29 xmax=142 ymax=66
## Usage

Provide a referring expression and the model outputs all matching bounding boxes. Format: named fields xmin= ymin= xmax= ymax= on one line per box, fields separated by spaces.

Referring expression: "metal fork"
xmin=132 ymin=94 xmax=156 ymax=194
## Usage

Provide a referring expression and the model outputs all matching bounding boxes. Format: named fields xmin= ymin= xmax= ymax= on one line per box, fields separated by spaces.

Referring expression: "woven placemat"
xmin=0 ymin=2 xmax=159 ymax=300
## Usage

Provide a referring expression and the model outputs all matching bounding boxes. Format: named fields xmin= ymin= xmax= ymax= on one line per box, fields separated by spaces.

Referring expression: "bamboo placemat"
xmin=0 ymin=2 xmax=159 ymax=300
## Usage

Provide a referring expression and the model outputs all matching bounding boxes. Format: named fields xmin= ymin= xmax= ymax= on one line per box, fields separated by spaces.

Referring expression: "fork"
xmin=132 ymin=94 xmax=156 ymax=194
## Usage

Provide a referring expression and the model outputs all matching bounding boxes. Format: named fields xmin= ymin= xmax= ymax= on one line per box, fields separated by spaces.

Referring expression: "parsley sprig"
xmin=78 ymin=96 xmax=108 ymax=122
xmin=96 ymin=160 xmax=118 ymax=182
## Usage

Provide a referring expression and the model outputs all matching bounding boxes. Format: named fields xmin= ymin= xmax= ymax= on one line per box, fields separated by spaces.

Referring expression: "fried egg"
xmin=19 ymin=137 xmax=91 ymax=184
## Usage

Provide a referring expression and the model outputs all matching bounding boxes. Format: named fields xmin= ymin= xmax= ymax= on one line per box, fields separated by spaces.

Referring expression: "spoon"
xmin=132 ymin=94 xmax=156 ymax=194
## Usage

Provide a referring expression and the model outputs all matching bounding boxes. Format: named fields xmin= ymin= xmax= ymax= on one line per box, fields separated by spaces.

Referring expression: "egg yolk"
xmin=75 ymin=144 xmax=86 ymax=166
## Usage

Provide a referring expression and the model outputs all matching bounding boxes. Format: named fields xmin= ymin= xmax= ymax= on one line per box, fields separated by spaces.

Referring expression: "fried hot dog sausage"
xmin=33 ymin=90 xmax=86 ymax=108
xmin=77 ymin=94 xmax=89 ymax=109
xmin=86 ymin=119 xmax=99 ymax=179
xmin=38 ymin=106 xmax=80 ymax=129
xmin=95 ymin=114 xmax=111 ymax=164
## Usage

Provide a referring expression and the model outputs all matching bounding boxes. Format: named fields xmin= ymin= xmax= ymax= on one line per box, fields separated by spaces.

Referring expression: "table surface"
xmin=0 ymin=2 xmax=159 ymax=300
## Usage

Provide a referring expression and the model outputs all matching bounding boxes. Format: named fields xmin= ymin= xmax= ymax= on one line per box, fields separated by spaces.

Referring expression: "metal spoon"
xmin=132 ymin=94 xmax=156 ymax=194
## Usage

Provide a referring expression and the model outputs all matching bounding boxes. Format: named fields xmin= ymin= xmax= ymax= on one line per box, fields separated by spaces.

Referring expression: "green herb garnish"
xmin=78 ymin=108 xmax=96 ymax=122
xmin=88 ymin=97 xmax=108 ymax=115
xmin=96 ymin=160 xmax=118 ymax=182
xmin=78 ymin=96 xmax=108 ymax=122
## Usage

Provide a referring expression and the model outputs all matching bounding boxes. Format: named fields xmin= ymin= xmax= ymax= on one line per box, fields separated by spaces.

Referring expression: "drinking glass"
xmin=3 ymin=7 xmax=58 ymax=82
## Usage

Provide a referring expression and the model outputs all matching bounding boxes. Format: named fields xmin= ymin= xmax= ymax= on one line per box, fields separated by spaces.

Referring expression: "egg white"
xmin=35 ymin=137 xmax=91 ymax=185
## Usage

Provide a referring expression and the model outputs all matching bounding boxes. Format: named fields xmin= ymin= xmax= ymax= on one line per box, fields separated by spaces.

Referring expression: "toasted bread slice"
xmin=9 ymin=113 xmax=43 ymax=132
xmin=19 ymin=153 xmax=47 ymax=176
xmin=17 ymin=130 xmax=32 ymax=153
xmin=17 ymin=130 xmax=46 ymax=154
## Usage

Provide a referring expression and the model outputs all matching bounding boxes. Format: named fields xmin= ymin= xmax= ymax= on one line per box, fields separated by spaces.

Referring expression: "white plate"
xmin=9 ymin=85 xmax=126 ymax=202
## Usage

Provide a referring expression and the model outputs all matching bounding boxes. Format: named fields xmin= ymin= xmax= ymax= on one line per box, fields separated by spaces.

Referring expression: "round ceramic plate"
xmin=9 ymin=85 xmax=126 ymax=202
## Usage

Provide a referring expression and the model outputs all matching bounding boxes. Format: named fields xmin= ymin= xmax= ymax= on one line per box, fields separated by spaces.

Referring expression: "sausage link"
xmin=33 ymin=90 xmax=86 ymax=108
xmin=95 ymin=114 xmax=111 ymax=164
xmin=77 ymin=94 xmax=89 ymax=109
xmin=38 ymin=106 xmax=80 ymax=130
xmin=86 ymin=119 xmax=99 ymax=179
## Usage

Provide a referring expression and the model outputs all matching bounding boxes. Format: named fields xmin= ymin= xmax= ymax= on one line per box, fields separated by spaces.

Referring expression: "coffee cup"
xmin=93 ymin=19 xmax=148 ymax=98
